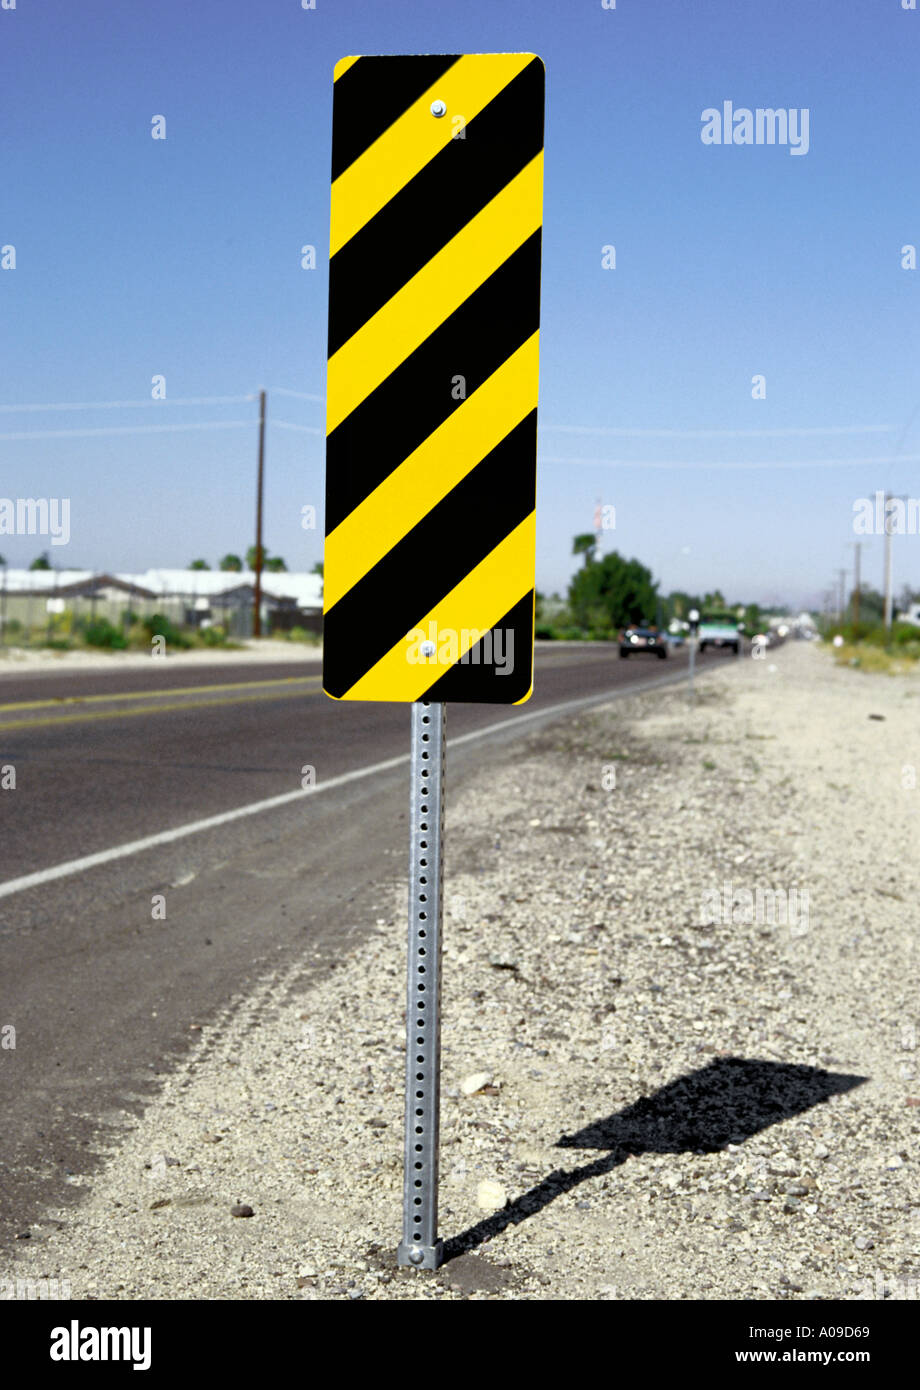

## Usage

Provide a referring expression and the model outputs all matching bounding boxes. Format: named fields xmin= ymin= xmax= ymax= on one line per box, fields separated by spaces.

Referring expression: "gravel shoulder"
xmin=7 ymin=642 xmax=920 ymax=1301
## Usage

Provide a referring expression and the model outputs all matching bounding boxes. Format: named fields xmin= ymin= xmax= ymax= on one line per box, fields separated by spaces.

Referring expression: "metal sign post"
xmin=322 ymin=51 xmax=544 ymax=1271
xmin=688 ymin=607 xmax=700 ymax=703
xmin=397 ymin=701 xmax=446 ymax=1269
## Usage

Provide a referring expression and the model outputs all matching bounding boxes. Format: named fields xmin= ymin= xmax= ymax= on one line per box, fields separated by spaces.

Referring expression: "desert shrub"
xmin=143 ymin=613 xmax=191 ymax=648
xmin=84 ymin=618 xmax=127 ymax=650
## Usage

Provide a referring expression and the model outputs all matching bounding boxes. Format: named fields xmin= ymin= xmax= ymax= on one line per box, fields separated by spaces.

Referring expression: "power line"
xmin=269 ymin=387 xmax=323 ymax=402
xmin=539 ymin=424 xmax=894 ymax=438
xmin=541 ymin=453 xmax=920 ymax=471
xmin=0 ymin=420 xmax=255 ymax=441
xmin=0 ymin=394 xmax=256 ymax=413
xmin=271 ymin=420 xmax=323 ymax=434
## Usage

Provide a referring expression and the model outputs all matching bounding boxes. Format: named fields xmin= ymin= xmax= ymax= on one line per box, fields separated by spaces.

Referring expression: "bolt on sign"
xmin=322 ymin=53 xmax=545 ymax=704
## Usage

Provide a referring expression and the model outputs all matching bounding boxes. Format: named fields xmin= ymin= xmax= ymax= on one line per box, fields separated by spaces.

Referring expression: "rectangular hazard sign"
xmin=322 ymin=52 xmax=544 ymax=704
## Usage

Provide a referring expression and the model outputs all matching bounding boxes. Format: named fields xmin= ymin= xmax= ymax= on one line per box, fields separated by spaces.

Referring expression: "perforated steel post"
xmin=397 ymin=701 xmax=446 ymax=1270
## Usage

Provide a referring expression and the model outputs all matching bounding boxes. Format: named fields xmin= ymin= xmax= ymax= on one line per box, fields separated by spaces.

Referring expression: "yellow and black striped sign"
xmin=322 ymin=52 xmax=544 ymax=704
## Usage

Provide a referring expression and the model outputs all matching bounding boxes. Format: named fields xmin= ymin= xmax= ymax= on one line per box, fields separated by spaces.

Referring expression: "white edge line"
xmin=0 ymin=668 xmax=692 ymax=901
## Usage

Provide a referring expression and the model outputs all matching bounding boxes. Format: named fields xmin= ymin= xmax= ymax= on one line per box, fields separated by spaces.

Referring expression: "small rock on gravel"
xmin=476 ymin=1180 xmax=507 ymax=1212
xmin=461 ymin=1072 xmax=492 ymax=1096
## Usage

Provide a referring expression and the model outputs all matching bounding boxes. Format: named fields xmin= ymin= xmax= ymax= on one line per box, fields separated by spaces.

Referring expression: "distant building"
xmin=0 ymin=567 xmax=323 ymax=638
xmin=118 ymin=570 xmax=323 ymax=636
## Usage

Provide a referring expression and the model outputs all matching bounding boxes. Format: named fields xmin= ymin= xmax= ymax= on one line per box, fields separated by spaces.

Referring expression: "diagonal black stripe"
xmin=331 ymin=55 xmax=461 ymax=182
xmin=325 ymin=231 xmax=542 ymax=537
xmin=419 ymin=590 xmax=534 ymax=704
xmin=322 ymin=412 xmax=537 ymax=698
xmin=329 ymin=58 xmax=544 ymax=353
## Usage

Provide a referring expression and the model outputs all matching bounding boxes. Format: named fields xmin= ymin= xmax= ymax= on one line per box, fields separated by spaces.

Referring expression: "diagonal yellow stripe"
xmin=334 ymin=56 xmax=360 ymax=81
xmin=339 ymin=513 xmax=535 ymax=702
xmin=329 ymin=52 xmax=534 ymax=256
xmin=327 ymin=152 xmax=542 ymax=435
xmin=323 ymin=333 xmax=539 ymax=612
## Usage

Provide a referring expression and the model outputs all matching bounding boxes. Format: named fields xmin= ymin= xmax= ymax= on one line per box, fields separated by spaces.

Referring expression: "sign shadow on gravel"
xmin=443 ymin=1057 xmax=866 ymax=1261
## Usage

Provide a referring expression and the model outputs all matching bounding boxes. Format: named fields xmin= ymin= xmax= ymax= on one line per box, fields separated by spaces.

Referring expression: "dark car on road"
xmin=619 ymin=623 xmax=668 ymax=659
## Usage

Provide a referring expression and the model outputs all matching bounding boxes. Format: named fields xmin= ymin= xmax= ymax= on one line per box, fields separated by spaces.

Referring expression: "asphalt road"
xmin=0 ymin=641 xmax=726 ymax=1249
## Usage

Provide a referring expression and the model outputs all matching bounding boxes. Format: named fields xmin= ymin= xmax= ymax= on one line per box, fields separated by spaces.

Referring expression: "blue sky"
xmin=2 ymin=0 xmax=918 ymax=608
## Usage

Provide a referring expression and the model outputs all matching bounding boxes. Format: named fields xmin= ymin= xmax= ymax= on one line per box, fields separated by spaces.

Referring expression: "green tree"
xmin=663 ymin=590 xmax=702 ymax=624
xmin=572 ymin=533 xmax=597 ymax=568
xmin=219 ymin=554 xmax=243 ymax=572
xmin=264 ymin=556 xmax=288 ymax=573
xmin=568 ymin=550 xmax=658 ymax=635
xmin=188 ymin=559 xmax=210 ymax=570
xmin=29 ymin=552 xmax=51 ymax=571
xmin=246 ymin=545 xmax=264 ymax=571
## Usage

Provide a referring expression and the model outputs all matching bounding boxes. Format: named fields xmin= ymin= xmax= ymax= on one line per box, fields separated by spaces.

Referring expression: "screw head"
xmin=430 ymin=99 xmax=447 ymax=118
xmin=408 ymin=1247 xmax=424 ymax=1265
xmin=420 ymin=640 xmax=436 ymax=659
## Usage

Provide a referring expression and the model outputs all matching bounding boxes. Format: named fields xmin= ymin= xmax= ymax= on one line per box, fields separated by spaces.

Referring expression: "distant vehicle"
xmin=698 ymin=611 xmax=742 ymax=655
xmin=899 ymin=602 xmax=920 ymax=628
xmin=619 ymin=623 xmax=668 ymax=659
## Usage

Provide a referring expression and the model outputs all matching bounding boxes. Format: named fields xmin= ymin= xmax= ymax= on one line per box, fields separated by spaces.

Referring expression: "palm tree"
xmin=573 ymin=533 xmax=597 ymax=568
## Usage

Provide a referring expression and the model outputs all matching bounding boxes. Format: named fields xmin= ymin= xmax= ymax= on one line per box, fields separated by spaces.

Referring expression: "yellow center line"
xmin=0 ymin=673 xmax=322 ymax=714
xmin=0 ymin=681 xmax=324 ymax=732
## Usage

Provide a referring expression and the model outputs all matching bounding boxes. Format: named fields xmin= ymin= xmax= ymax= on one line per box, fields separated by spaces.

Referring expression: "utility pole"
xmin=883 ymin=493 xmax=909 ymax=631
xmin=884 ymin=491 xmax=893 ymax=630
xmin=836 ymin=569 xmax=847 ymax=623
xmin=850 ymin=541 xmax=861 ymax=627
xmin=883 ymin=491 xmax=896 ymax=631
xmin=253 ymin=388 xmax=266 ymax=638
